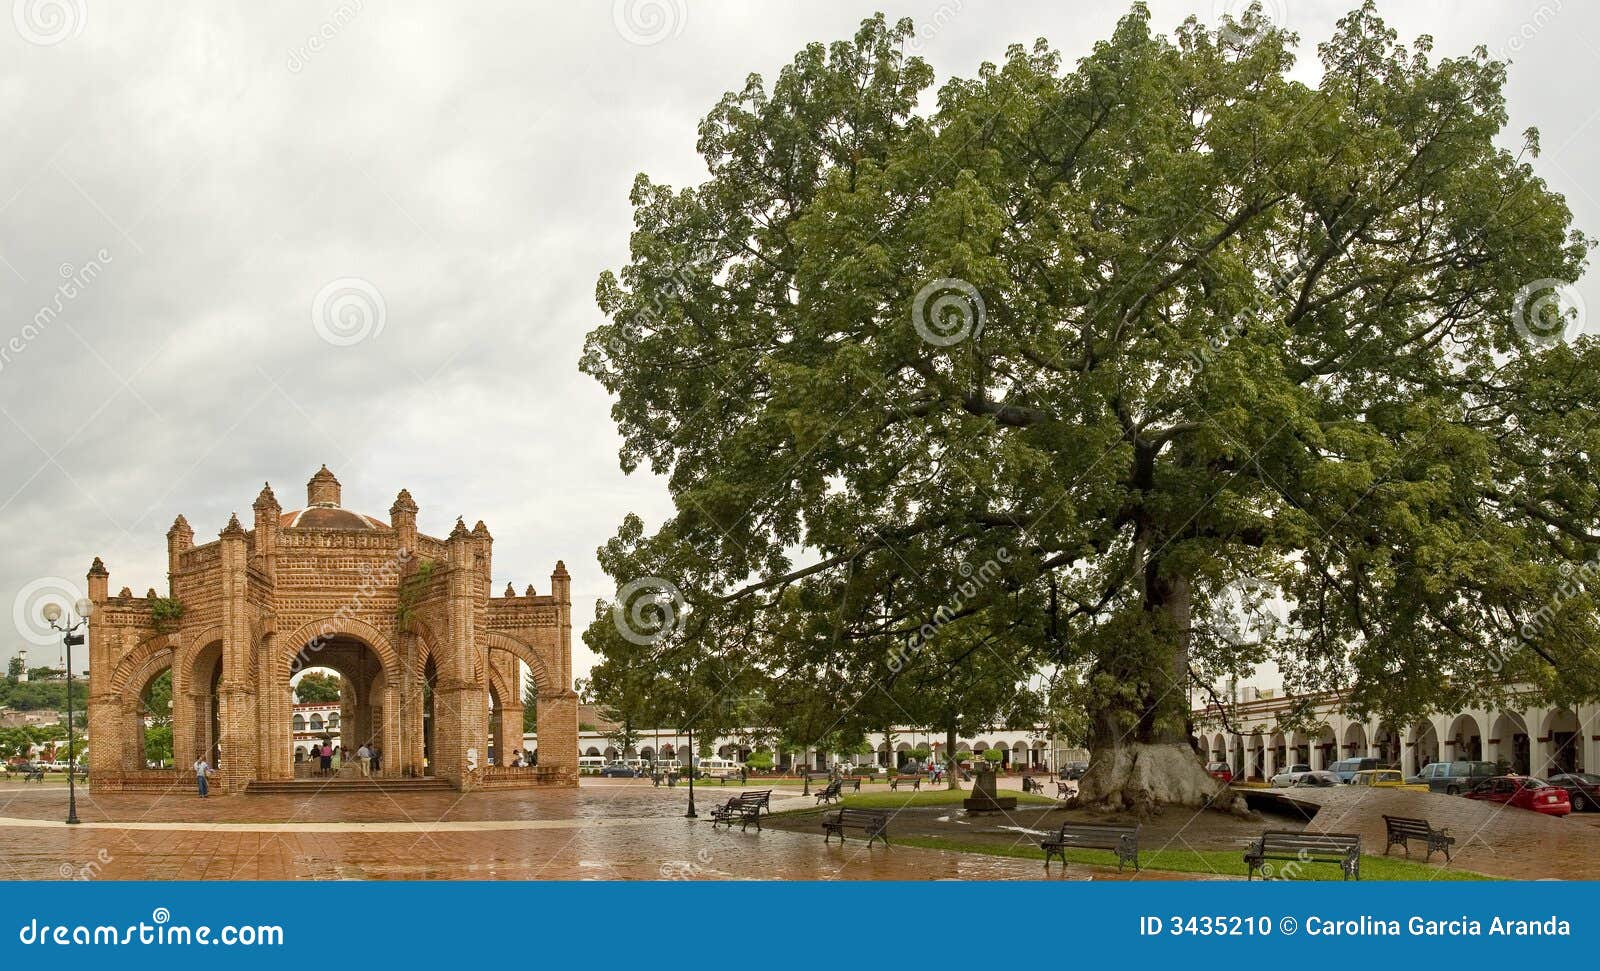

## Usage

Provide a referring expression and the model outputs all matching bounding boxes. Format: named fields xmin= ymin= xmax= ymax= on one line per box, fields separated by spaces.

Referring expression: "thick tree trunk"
xmin=1074 ymin=573 xmax=1244 ymax=815
xmin=944 ymin=724 xmax=960 ymax=790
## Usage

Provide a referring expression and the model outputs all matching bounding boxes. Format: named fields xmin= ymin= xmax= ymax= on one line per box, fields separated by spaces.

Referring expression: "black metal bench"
xmin=1040 ymin=822 xmax=1140 ymax=872
xmin=1383 ymin=815 xmax=1454 ymax=862
xmin=889 ymin=775 xmax=922 ymax=791
xmin=814 ymin=779 xmax=843 ymax=804
xmin=24 ymin=767 xmax=45 ymax=783
xmin=1055 ymin=780 xmax=1071 ymax=798
xmin=822 ymin=808 xmax=889 ymax=847
xmin=1245 ymin=831 xmax=1361 ymax=881
xmin=838 ymin=776 xmax=861 ymax=792
xmin=709 ymin=790 xmax=772 ymax=831
xmin=1021 ymin=776 xmax=1042 ymax=793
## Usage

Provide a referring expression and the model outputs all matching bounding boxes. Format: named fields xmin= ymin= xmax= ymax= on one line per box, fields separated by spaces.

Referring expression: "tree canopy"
xmin=581 ymin=4 xmax=1596 ymax=809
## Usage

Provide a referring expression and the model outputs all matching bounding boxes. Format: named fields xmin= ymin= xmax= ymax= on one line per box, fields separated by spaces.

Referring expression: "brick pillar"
xmin=536 ymin=690 xmax=580 ymax=784
xmin=217 ymin=514 xmax=258 ymax=793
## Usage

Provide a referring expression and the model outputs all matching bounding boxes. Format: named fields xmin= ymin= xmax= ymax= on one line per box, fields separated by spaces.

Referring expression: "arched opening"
xmin=1343 ymin=721 xmax=1368 ymax=757
xmin=1373 ymin=724 xmax=1400 ymax=767
xmin=1447 ymin=713 xmax=1484 ymax=761
xmin=136 ymin=666 xmax=174 ymax=768
xmin=1490 ymin=711 xmax=1530 ymax=774
xmin=422 ymin=655 xmax=438 ymax=777
xmin=1313 ymin=725 xmax=1337 ymax=770
xmin=289 ymin=634 xmax=392 ymax=779
xmin=1541 ymin=708 xmax=1581 ymax=776
xmin=1408 ymin=721 xmax=1440 ymax=776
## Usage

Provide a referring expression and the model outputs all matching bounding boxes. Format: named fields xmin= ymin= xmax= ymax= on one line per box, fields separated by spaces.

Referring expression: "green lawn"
xmin=891 ymin=835 xmax=1494 ymax=881
xmin=768 ymin=786 xmax=1058 ymax=811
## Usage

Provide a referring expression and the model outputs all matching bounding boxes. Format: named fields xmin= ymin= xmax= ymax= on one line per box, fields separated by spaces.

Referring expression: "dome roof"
xmin=279 ymin=508 xmax=389 ymax=530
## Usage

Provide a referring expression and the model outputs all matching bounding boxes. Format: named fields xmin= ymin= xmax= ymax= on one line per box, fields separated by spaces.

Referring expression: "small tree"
xmin=295 ymin=671 xmax=342 ymax=704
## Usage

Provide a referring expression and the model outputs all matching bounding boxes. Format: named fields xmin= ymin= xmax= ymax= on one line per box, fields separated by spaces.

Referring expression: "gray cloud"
xmin=3 ymin=0 xmax=1596 ymax=684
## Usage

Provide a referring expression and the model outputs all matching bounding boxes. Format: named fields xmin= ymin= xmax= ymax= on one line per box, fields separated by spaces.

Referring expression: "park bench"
xmin=839 ymin=776 xmax=862 ymax=792
xmin=1021 ymin=776 xmax=1042 ymax=794
xmin=1382 ymin=815 xmax=1454 ymax=862
xmin=822 ymin=808 xmax=889 ymax=848
xmin=709 ymin=790 xmax=773 ymax=832
xmin=1054 ymin=781 xmax=1071 ymax=798
xmin=24 ymin=767 xmax=45 ymax=783
xmin=889 ymin=775 xmax=921 ymax=791
xmin=1039 ymin=822 xmax=1140 ymax=873
xmin=1245 ymin=830 xmax=1362 ymax=881
xmin=713 ymin=771 xmax=745 ymax=785
xmin=814 ymin=779 xmax=843 ymax=804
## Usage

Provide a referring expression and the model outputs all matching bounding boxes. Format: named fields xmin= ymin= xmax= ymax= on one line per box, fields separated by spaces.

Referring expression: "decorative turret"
xmin=307 ymin=464 xmax=341 ymax=508
xmin=525 ymin=584 xmax=535 ymax=596
xmin=166 ymin=515 xmax=194 ymax=590
xmin=551 ymin=559 xmax=570 ymax=604
xmin=220 ymin=512 xmax=246 ymax=538
xmin=86 ymin=556 xmax=109 ymax=603
xmin=253 ymin=483 xmax=281 ymax=577
xmin=391 ymin=488 xmax=418 ymax=554
xmin=504 ymin=582 xmax=516 ymax=597
xmin=449 ymin=516 xmax=470 ymax=540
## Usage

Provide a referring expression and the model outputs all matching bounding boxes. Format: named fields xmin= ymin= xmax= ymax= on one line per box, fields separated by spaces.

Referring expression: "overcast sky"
xmin=3 ymin=1 xmax=1596 ymax=685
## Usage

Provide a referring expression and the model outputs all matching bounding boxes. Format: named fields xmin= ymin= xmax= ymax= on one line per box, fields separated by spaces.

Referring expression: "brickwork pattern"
xmin=84 ymin=467 xmax=578 ymax=793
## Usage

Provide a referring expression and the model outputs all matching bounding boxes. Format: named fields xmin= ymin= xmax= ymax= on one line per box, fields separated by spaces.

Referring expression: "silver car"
xmin=1270 ymin=763 xmax=1313 ymax=787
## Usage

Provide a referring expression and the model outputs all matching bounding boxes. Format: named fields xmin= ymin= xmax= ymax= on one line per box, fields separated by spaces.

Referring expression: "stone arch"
xmin=275 ymin=616 xmax=400 ymax=681
xmin=1446 ymin=712 xmax=1486 ymax=762
xmin=107 ymin=631 xmax=179 ymax=696
xmin=1342 ymin=721 xmax=1368 ymax=757
xmin=1311 ymin=724 xmax=1337 ymax=770
xmin=1490 ymin=710 xmax=1531 ymax=773
xmin=485 ymin=631 xmax=557 ymax=696
xmin=1539 ymin=707 xmax=1582 ymax=776
xmin=1406 ymin=721 xmax=1440 ymax=777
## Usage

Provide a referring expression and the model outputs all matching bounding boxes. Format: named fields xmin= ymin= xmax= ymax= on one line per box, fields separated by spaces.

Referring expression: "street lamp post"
xmin=684 ymin=725 xmax=696 ymax=818
xmin=42 ymin=598 xmax=92 ymax=826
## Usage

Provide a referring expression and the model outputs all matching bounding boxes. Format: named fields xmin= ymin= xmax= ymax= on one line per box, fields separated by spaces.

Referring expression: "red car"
xmin=1549 ymin=773 xmax=1600 ymax=812
xmin=1206 ymin=761 xmax=1233 ymax=784
xmin=1463 ymin=775 xmax=1572 ymax=816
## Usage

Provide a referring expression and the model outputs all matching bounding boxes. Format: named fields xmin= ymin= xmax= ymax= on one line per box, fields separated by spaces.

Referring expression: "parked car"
xmin=1349 ymin=768 xmax=1427 ymax=791
xmin=598 ymin=762 xmax=640 ymax=778
xmin=1205 ymin=761 xmax=1233 ymax=784
xmin=1408 ymin=760 xmax=1498 ymax=794
xmin=1290 ymin=770 xmax=1342 ymax=788
xmin=1269 ymin=763 xmax=1313 ymax=788
xmin=1463 ymin=776 xmax=1572 ymax=816
xmin=1060 ymin=761 xmax=1089 ymax=780
xmin=1328 ymin=757 xmax=1383 ymax=783
xmin=1547 ymin=773 xmax=1600 ymax=812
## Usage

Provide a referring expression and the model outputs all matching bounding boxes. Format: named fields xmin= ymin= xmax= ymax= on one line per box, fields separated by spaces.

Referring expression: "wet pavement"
xmin=0 ymin=780 xmax=1084 ymax=881
xmin=2 ymin=778 xmax=1593 ymax=880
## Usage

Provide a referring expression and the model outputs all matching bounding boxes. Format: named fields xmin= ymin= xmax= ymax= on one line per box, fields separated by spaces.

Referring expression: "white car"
xmin=1270 ymin=763 xmax=1313 ymax=787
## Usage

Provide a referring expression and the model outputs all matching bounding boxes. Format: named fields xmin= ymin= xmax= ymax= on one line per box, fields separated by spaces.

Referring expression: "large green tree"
xmin=582 ymin=6 xmax=1596 ymax=811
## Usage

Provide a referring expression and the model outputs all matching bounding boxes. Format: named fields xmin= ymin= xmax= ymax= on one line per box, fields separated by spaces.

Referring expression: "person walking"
xmin=357 ymin=743 xmax=371 ymax=777
xmin=370 ymin=744 xmax=381 ymax=774
xmin=193 ymin=756 xmax=212 ymax=798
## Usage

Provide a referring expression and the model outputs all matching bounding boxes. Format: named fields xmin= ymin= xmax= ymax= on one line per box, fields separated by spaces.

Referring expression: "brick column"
xmin=536 ymin=690 xmax=579 ymax=784
xmin=217 ymin=514 xmax=258 ymax=793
